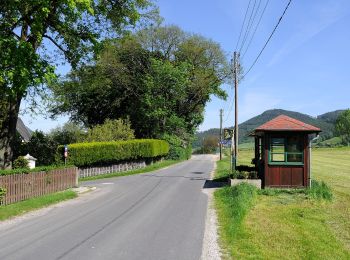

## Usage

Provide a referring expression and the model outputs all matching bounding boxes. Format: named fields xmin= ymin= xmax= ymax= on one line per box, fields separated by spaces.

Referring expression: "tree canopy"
xmin=0 ymin=0 xmax=150 ymax=168
xmin=49 ymin=26 xmax=230 ymax=158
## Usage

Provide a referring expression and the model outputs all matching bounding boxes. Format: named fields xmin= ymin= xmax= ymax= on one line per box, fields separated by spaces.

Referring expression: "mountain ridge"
xmin=194 ymin=108 xmax=344 ymax=147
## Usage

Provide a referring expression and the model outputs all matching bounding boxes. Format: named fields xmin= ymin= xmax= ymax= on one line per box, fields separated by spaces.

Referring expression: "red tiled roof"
xmin=255 ymin=115 xmax=321 ymax=132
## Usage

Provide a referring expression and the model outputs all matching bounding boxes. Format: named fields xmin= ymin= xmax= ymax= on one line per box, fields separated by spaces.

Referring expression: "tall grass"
xmin=214 ymin=183 xmax=257 ymax=257
xmin=307 ymin=179 xmax=333 ymax=201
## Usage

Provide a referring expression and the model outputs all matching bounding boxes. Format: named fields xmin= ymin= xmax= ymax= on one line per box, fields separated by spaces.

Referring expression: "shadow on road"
xmin=203 ymin=179 xmax=228 ymax=189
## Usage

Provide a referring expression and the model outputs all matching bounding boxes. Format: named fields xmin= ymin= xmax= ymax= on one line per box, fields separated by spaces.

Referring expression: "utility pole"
xmin=219 ymin=109 xmax=223 ymax=160
xmin=233 ymin=51 xmax=239 ymax=171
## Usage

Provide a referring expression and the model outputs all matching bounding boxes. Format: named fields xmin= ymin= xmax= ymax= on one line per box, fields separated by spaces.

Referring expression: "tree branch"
xmin=43 ymin=34 xmax=70 ymax=58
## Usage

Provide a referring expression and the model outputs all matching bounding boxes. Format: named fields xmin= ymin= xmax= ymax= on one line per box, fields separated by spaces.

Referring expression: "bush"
xmin=13 ymin=156 xmax=29 ymax=169
xmin=0 ymin=187 xmax=6 ymax=202
xmin=162 ymin=134 xmax=191 ymax=160
xmin=57 ymin=139 xmax=169 ymax=167
xmin=0 ymin=165 xmax=69 ymax=176
xmin=83 ymin=119 xmax=135 ymax=142
xmin=307 ymin=179 xmax=333 ymax=201
xmin=26 ymin=131 xmax=58 ymax=166
xmin=49 ymin=122 xmax=86 ymax=145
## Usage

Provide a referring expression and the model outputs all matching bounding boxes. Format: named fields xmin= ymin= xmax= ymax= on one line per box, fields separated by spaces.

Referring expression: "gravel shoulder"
xmin=201 ymin=154 xmax=222 ymax=260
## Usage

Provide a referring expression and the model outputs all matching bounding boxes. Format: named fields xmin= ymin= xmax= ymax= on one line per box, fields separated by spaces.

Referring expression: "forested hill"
xmin=194 ymin=109 xmax=340 ymax=147
xmin=317 ymin=110 xmax=345 ymax=124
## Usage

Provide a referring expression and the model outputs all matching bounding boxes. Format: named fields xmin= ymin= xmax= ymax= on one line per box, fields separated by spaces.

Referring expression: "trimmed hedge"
xmin=0 ymin=165 xmax=69 ymax=176
xmin=57 ymin=139 xmax=169 ymax=167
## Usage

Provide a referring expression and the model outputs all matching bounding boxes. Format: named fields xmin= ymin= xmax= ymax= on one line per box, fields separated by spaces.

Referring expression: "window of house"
xmin=269 ymin=136 xmax=303 ymax=164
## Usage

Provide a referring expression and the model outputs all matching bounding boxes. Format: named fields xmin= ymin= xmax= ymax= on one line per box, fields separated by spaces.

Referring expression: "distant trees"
xmin=335 ymin=109 xmax=350 ymax=146
xmin=202 ymin=136 xmax=218 ymax=154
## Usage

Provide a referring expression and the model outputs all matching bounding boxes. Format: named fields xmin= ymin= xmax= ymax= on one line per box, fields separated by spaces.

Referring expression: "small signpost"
xmin=64 ymin=145 xmax=68 ymax=166
xmin=223 ymin=128 xmax=235 ymax=175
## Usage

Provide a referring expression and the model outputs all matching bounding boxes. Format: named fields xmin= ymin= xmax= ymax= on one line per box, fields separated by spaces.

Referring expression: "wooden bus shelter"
xmin=251 ymin=115 xmax=321 ymax=188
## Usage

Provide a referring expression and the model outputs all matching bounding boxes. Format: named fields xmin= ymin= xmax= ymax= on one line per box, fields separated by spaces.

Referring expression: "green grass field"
xmin=215 ymin=148 xmax=350 ymax=259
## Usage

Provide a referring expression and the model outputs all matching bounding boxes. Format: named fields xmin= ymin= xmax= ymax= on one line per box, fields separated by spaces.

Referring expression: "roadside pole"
xmin=219 ymin=109 xmax=223 ymax=160
xmin=233 ymin=51 xmax=239 ymax=172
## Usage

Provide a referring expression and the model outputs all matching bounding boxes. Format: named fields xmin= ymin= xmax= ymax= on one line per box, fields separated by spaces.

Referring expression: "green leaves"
xmin=57 ymin=139 xmax=169 ymax=167
xmin=335 ymin=109 xmax=350 ymax=145
xmin=83 ymin=119 xmax=135 ymax=142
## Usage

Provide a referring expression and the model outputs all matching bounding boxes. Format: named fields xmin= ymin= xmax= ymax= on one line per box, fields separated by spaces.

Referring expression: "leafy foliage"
xmin=50 ymin=26 xmax=230 ymax=161
xmin=0 ymin=165 xmax=69 ymax=176
xmin=48 ymin=122 xmax=85 ymax=145
xmin=26 ymin=131 xmax=57 ymax=166
xmin=83 ymin=119 xmax=134 ymax=142
xmin=57 ymin=139 xmax=169 ymax=167
xmin=335 ymin=109 xmax=350 ymax=145
xmin=13 ymin=156 xmax=29 ymax=170
xmin=0 ymin=0 xmax=150 ymax=168
xmin=0 ymin=187 xmax=6 ymax=202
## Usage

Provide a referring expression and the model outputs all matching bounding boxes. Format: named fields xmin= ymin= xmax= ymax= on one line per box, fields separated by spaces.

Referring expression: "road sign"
xmin=223 ymin=128 xmax=234 ymax=140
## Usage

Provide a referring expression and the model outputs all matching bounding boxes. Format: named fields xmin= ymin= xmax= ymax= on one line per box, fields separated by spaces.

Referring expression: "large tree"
xmin=0 ymin=0 xmax=150 ymax=168
xmin=50 ymin=26 xmax=230 ymax=157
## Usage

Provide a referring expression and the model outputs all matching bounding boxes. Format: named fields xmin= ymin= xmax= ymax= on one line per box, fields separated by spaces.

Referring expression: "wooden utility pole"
xmin=234 ymin=51 xmax=239 ymax=170
xmin=219 ymin=109 xmax=223 ymax=160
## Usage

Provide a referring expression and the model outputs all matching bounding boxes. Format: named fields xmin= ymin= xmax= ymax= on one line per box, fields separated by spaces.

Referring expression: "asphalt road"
xmin=0 ymin=155 xmax=215 ymax=260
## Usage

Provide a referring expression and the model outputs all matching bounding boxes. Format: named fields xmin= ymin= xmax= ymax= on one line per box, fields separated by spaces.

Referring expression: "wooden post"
xmin=234 ymin=51 xmax=239 ymax=170
xmin=219 ymin=109 xmax=223 ymax=160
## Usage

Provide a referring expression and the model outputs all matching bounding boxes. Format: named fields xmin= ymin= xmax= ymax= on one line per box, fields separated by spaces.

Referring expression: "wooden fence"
xmin=79 ymin=161 xmax=146 ymax=178
xmin=0 ymin=167 xmax=78 ymax=205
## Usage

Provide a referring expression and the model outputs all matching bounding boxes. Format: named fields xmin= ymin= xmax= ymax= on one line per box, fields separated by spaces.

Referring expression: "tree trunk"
xmin=0 ymin=94 xmax=22 ymax=169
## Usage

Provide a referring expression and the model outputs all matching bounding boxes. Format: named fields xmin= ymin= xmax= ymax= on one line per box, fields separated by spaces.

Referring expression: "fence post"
xmin=75 ymin=167 xmax=79 ymax=187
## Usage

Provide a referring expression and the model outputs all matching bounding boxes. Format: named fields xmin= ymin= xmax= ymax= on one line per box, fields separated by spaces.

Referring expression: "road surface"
xmin=0 ymin=155 xmax=215 ymax=260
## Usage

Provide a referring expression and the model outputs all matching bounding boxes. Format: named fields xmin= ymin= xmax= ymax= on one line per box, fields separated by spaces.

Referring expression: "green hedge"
xmin=0 ymin=165 xmax=69 ymax=176
xmin=57 ymin=139 xmax=169 ymax=167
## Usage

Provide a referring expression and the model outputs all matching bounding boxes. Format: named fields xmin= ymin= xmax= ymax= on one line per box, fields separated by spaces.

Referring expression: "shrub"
xmin=0 ymin=187 xmax=6 ymax=202
xmin=83 ymin=119 xmax=134 ymax=142
xmin=13 ymin=156 xmax=29 ymax=169
xmin=49 ymin=122 xmax=86 ymax=145
xmin=0 ymin=165 xmax=69 ymax=176
xmin=26 ymin=131 xmax=58 ymax=166
xmin=162 ymin=134 xmax=191 ymax=160
xmin=307 ymin=179 xmax=333 ymax=201
xmin=57 ymin=139 xmax=169 ymax=167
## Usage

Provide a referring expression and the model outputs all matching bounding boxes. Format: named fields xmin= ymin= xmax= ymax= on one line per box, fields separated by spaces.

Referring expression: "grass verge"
xmin=80 ymin=159 xmax=182 ymax=182
xmin=214 ymin=148 xmax=350 ymax=259
xmin=0 ymin=190 xmax=77 ymax=221
xmin=214 ymin=184 xmax=257 ymax=259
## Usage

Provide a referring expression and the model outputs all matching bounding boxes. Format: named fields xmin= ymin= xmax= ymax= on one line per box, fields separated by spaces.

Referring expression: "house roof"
xmin=16 ymin=118 xmax=32 ymax=142
xmin=254 ymin=115 xmax=321 ymax=132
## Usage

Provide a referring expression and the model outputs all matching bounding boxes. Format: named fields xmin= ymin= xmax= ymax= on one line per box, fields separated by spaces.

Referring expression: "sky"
xmin=21 ymin=0 xmax=350 ymax=132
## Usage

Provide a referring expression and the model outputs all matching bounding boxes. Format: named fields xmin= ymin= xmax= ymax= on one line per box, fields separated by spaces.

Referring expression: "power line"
xmin=241 ymin=0 xmax=270 ymax=60
xmin=235 ymin=0 xmax=252 ymax=51
xmin=239 ymin=0 xmax=262 ymax=53
xmin=243 ymin=0 xmax=292 ymax=78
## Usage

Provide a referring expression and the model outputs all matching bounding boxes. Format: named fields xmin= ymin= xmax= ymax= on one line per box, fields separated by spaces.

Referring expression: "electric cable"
xmin=241 ymin=0 xmax=270 ymax=60
xmin=243 ymin=0 xmax=292 ymax=78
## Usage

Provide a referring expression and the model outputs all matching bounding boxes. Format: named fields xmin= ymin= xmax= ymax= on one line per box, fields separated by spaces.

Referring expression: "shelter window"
xmin=269 ymin=137 xmax=303 ymax=164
